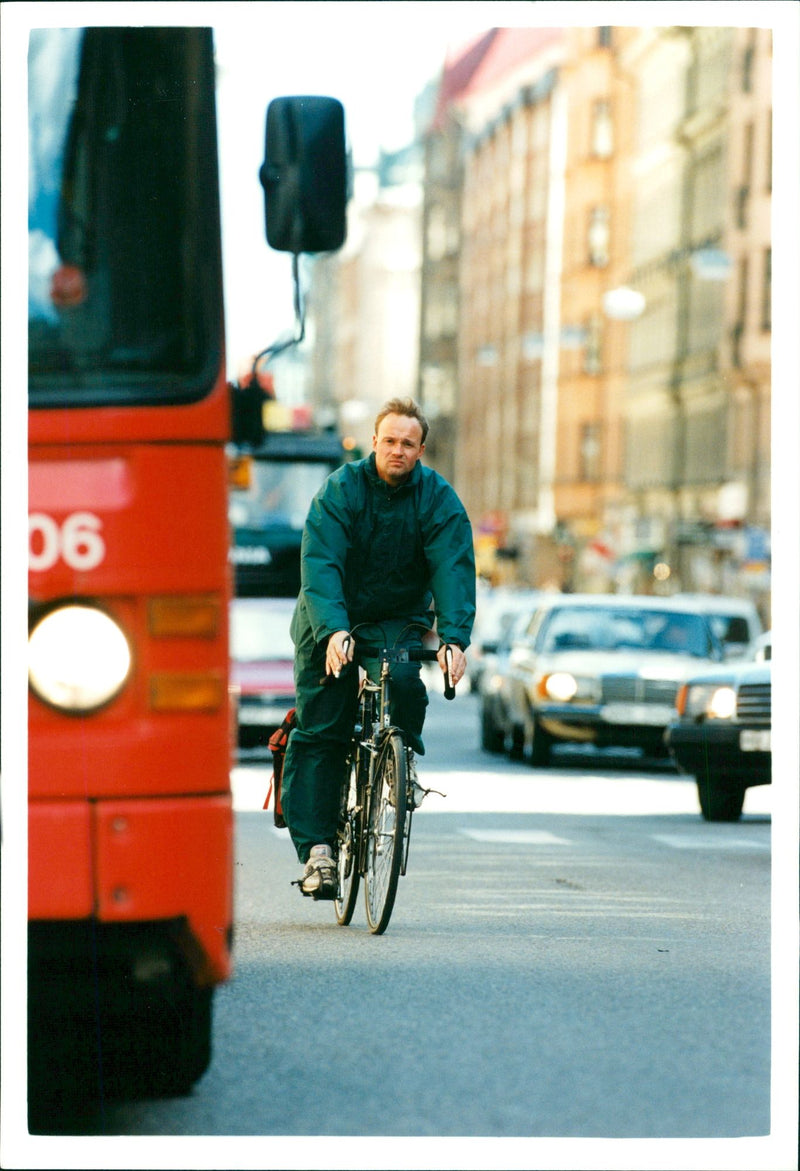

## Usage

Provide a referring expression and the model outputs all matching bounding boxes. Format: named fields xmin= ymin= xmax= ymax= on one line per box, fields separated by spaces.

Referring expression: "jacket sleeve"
xmin=299 ymin=474 xmax=353 ymax=643
xmin=421 ymin=478 xmax=476 ymax=649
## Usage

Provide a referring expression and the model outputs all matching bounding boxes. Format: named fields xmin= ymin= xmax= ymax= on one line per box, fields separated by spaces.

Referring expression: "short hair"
xmin=374 ymin=397 xmax=429 ymax=444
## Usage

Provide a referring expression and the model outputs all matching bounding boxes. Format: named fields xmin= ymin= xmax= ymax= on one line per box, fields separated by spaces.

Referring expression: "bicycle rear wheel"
xmin=335 ymin=757 xmax=361 ymax=926
xmin=364 ymin=731 xmax=407 ymax=934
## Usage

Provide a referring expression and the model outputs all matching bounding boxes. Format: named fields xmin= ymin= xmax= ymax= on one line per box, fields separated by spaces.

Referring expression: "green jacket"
xmin=291 ymin=453 xmax=476 ymax=648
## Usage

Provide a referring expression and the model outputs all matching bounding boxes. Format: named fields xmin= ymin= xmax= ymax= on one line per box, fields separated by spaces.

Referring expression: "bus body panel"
xmin=28 ymin=708 xmax=234 ymax=801
xmin=28 ymin=374 xmax=230 ymax=447
xmin=29 ymin=442 xmax=230 ymax=597
xmin=94 ymin=795 xmax=233 ymax=984
xmin=28 ymin=803 xmax=95 ymax=918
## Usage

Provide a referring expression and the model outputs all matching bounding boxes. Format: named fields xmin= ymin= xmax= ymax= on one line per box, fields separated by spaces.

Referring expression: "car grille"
xmin=601 ymin=677 xmax=679 ymax=705
xmin=737 ymin=682 xmax=771 ymax=725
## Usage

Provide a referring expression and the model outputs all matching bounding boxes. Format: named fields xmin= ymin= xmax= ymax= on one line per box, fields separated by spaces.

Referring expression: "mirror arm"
xmin=250 ymin=253 xmax=305 ymax=382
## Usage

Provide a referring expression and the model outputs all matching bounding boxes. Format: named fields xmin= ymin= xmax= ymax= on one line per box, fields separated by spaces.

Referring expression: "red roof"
xmin=430 ymin=29 xmax=498 ymax=130
xmin=463 ymin=26 xmax=564 ymax=96
xmin=429 ymin=26 xmax=564 ymax=131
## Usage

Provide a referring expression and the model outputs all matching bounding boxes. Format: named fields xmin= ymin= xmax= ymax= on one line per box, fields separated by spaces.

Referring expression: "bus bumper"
xmin=29 ymin=793 xmax=233 ymax=985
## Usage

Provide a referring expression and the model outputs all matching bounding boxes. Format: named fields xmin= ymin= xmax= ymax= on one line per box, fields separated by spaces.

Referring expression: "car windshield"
xmin=230 ymin=604 xmax=295 ymax=661
xmin=28 ymin=27 xmax=221 ymax=407
xmin=540 ymin=607 xmax=713 ymax=657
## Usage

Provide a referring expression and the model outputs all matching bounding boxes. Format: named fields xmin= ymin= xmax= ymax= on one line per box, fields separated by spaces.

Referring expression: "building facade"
xmin=306 ymin=22 xmax=772 ymax=620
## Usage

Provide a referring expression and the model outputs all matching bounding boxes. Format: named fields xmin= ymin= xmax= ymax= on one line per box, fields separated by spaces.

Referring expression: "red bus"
xmin=27 ymin=26 xmax=345 ymax=1105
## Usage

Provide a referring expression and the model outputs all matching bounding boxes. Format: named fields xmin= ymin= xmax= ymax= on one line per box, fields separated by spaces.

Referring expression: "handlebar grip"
xmin=406 ymin=645 xmax=457 ymax=698
xmin=443 ymin=644 xmax=456 ymax=701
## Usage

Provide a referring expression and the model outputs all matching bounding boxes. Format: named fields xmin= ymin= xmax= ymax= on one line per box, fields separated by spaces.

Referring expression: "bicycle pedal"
xmin=311 ymin=885 xmax=338 ymax=902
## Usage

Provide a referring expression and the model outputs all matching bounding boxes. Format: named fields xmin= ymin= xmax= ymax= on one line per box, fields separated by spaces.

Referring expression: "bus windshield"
xmin=28 ymin=27 xmax=222 ymax=408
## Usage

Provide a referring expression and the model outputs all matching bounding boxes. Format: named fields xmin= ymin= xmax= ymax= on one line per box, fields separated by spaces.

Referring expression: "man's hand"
xmin=437 ymin=643 xmax=466 ymax=687
xmin=326 ymin=630 xmax=354 ymax=677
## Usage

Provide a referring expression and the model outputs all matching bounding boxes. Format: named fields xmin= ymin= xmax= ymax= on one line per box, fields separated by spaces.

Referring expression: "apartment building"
xmin=615 ymin=26 xmax=771 ymax=616
xmin=438 ymin=28 xmax=565 ymax=585
xmin=553 ymin=25 xmax=637 ymax=592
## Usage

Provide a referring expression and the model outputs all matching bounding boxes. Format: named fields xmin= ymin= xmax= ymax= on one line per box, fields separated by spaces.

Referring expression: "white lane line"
xmin=651 ymin=833 xmax=769 ymax=851
xmin=460 ymin=828 xmax=571 ymax=845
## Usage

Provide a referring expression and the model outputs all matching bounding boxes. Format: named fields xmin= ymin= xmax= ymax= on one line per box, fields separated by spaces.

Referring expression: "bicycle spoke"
xmin=335 ymin=757 xmax=361 ymax=925
xmin=364 ymin=732 xmax=406 ymax=933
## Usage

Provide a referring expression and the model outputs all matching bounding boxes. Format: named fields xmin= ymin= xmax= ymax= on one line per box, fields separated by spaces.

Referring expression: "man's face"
xmin=373 ymin=414 xmax=425 ymax=486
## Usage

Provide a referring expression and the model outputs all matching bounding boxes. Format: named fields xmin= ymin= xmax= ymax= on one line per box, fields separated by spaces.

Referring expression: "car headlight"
xmin=681 ymin=682 xmax=737 ymax=720
xmin=538 ymin=672 xmax=599 ymax=703
xmin=29 ymin=604 xmax=132 ymax=713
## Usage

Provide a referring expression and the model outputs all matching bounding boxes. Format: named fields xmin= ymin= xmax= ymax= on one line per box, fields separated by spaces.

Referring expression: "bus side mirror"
xmin=260 ymin=96 xmax=347 ymax=254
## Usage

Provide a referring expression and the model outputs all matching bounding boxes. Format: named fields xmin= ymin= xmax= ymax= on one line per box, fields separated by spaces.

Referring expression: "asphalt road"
xmin=18 ymin=690 xmax=791 ymax=1171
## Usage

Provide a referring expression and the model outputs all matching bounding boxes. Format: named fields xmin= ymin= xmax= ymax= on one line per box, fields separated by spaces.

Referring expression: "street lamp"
xmin=602 ymin=285 xmax=646 ymax=322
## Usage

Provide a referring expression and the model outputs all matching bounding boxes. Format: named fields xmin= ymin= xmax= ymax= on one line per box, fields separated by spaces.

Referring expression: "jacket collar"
xmin=364 ymin=451 xmax=421 ymax=493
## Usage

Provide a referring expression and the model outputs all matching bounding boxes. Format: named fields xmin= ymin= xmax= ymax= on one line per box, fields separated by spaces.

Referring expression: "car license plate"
xmin=740 ymin=729 xmax=771 ymax=752
xmin=601 ymin=703 xmax=675 ymax=725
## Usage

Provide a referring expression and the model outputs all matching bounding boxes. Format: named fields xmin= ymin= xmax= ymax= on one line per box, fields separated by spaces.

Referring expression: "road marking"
xmin=651 ymin=833 xmax=769 ymax=851
xmin=460 ymin=828 xmax=571 ymax=845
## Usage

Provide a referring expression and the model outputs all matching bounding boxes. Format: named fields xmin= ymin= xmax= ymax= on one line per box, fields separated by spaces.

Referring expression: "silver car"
xmin=505 ymin=594 xmax=723 ymax=765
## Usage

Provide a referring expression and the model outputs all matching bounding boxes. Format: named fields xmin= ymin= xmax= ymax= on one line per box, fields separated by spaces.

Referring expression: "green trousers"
xmin=281 ymin=618 xmax=428 ymax=863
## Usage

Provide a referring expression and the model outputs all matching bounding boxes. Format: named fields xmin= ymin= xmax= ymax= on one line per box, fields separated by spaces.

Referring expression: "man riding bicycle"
xmin=281 ymin=397 xmax=476 ymax=899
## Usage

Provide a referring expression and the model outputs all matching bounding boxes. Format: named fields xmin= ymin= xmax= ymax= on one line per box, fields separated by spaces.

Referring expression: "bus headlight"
xmin=29 ymin=604 xmax=132 ymax=712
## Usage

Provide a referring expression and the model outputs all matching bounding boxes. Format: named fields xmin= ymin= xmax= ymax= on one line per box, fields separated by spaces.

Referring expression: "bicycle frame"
xmin=335 ymin=639 xmax=454 ymax=931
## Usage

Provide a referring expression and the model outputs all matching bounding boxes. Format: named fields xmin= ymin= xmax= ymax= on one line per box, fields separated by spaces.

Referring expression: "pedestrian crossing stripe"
xmin=460 ymin=829 xmax=570 ymax=845
xmin=459 ymin=828 xmax=769 ymax=851
xmin=651 ymin=833 xmax=769 ymax=850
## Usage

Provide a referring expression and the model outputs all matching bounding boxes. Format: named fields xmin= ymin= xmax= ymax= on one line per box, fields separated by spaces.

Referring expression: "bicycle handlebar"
xmin=320 ymin=641 xmax=458 ymax=699
xmin=407 ymin=645 xmax=457 ymax=701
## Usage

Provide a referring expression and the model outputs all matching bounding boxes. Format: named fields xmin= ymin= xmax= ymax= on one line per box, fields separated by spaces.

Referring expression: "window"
xmin=736 ymin=122 xmax=754 ymax=228
xmin=737 ymin=255 xmax=749 ymax=325
xmin=741 ymin=31 xmax=756 ymax=92
xmin=426 ymin=205 xmax=450 ymax=261
xmin=598 ymin=26 xmax=612 ymax=49
xmin=761 ymin=248 xmax=771 ymax=331
xmin=28 ymin=28 xmax=222 ymax=407
xmin=591 ymin=100 xmax=614 ymax=158
xmin=583 ymin=315 xmax=602 ymax=375
xmin=587 ymin=206 xmax=610 ymax=267
xmin=579 ymin=422 xmax=602 ymax=482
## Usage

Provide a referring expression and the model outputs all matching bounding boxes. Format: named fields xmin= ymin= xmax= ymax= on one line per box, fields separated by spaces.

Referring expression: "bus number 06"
xmin=29 ymin=512 xmax=106 ymax=572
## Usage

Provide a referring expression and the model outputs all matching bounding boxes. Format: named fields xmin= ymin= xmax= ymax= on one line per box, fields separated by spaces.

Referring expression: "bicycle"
xmin=333 ymin=636 xmax=456 ymax=934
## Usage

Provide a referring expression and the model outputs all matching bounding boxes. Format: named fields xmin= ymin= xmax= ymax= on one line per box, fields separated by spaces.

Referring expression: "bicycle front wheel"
xmin=364 ymin=732 xmax=407 ymax=934
xmin=335 ymin=757 xmax=361 ymax=926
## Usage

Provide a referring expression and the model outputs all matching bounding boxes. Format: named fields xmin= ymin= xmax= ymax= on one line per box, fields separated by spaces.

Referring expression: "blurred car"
xmin=679 ymin=594 xmax=763 ymax=660
xmin=479 ymin=610 xmax=534 ymax=753
xmin=505 ymin=594 xmax=724 ymax=765
xmin=230 ymin=596 xmax=296 ymax=760
xmin=750 ymin=630 xmax=772 ymax=661
xmin=665 ymin=639 xmax=771 ymax=821
xmin=467 ymin=588 xmax=542 ymax=693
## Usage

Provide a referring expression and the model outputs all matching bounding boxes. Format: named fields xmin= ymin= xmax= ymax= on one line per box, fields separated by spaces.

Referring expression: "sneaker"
xmin=299 ymin=844 xmax=337 ymax=900
xmin=407 ymin=754 xmax=427 ymax=809
xmin=407 ymin=753 xmax=445 ymax=809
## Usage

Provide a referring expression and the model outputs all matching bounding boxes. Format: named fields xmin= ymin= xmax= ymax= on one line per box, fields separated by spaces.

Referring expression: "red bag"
xmin=263 ymin=707 xmax=295 ymax=827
